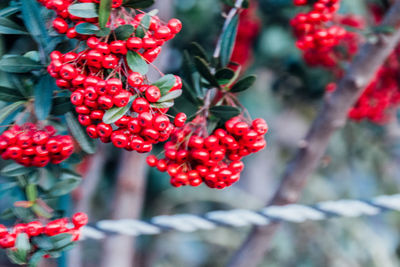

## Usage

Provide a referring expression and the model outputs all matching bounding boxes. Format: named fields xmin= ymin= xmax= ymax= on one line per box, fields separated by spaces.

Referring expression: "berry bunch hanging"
xmin=147 ymin=116 xmax=268 ymax=189
xmin=45 ymin=1 xmax=185 ymax=152
xmin=0 ymin=123 xmax=74 ymax=167
xmin=0 ymin=213 xmax=87 ymax=254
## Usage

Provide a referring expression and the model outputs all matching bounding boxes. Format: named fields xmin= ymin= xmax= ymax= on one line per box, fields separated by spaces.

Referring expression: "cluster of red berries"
xmin=291 ymin=0 xmax=363 ymax=69
xmin=0 ymin=123 xmax=74 ymax=167
xmin=146 ymin=116 xmax=268 ymax=189
xmin=48 ymin=47 xmax=184 ymax=152
xmin=0 ymin=212 xmax=88 ymax=249
xmin=37 ymin=0 xmax=100 ymax=39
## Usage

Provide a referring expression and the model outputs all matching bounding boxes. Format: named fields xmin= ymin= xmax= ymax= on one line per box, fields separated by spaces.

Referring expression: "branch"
xmin=228 ymin=2 xmax=400 ymax=267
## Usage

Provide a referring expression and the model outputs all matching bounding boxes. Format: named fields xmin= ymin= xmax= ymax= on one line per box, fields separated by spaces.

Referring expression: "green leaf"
xmin=103 ymin=96 xmax=135 ymax=124
xmin=0 ymin=6 xmax=21 ymax=17
xmin=123 ymin=0 xmax=155 ymax=8
xmin=16 ymin=233 xmax=31 ymax=253
xmin=220 ymin=13 xmax=239 ymax=67
xmin=193 ymin=56 xmax=220 ymax=88
xmin=135 ymin=13 xmax=151 ymax=38
xmin=210 ymin=106 xmax=241 ymax=121
xmin=115 ymin=24 xmax=135 ymax=40
xmin=0 ymin=86 xmax=25 ymax=102
xmin=0 ymin=101 xmax=26 ymax=124
xmin=126 ymin=50 xmax=148 ymax=75
xmin=1 ymin=163 xmax=33 ymax=177
xmin=32 ymin=236 xmax=53 ymax=251
xmin=230 ymin=75 xmax=256 ymax=93
xmin=29 ymin=251 xmax=46 ymax=267
xmin=26 ymin=184 xmax=37 ymax=202
xmin=75 ymin=22 xmax=100 ymax=35
xmin=49 ymin=233 xmax=73 ymax=250
xmin=99 ymin=0 xmax=112 ymax=28
xmin=31 ymin=204 xmax=52 ymax=219
xmin=20 ymin=0 xmax=51 ymax=49
xmin=49 ymin=177 xmax=81 ymax=197
xmin=51 ymin=96 xmax=73 ymax=115
xmin=157 ymin=90 xmax=182 ymax=102
xmin=65 ymin=112 xmax=96 ymax=154
xmin=182 ymin=80 xmax=201 ymax=105
xmin=34 ymin=75 xmax=55 ymax=121
xmin=68 ymin=3 xmax=98 ymax=18
xmin=222 ymin=0 xmax=249 ymax=8
xmin=7 ymin=249 xmax=27 ymax=265
xmin=0 ymin=182 xmax=18 ymax=192
xmin=216 ymin=68 xmax=235 ymax=85
xmin=189 ymin=42 xmax=209 ymax=62
xmin=0 ymin=17 xmax=27 ymax=35
xmin=152 ymin=74 xmax=176 ymax=94
xmin=96 ymin=27 xmax=111 ymax=37
xmin=0 ymin=55 xmax=42 ymax=73
xmin=150 ymin=101 xmax=174 ymax=109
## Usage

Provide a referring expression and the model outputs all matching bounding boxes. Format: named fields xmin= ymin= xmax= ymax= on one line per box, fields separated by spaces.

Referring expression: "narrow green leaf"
xmin=152 ymin=74 xmax=176 ymax=94
xmin=210 ymin=105 xmax=241 ymax=121
xmin=34 ymin=75 xmax=55 ymax=121
xmin=31 ymin=204 xmax=52 ymax=219
xmin=189 ymin=42 xmax=209 ymax=62
xmin=49 ymin=177 xmax=81 ymax=197
xmin=126 ymin=50 xmax=148 ymax=75
xmin=193 ymin=56 xmax=220 ymax=88
xmin=220 ymin=13 xmax=239 ymax=67
xmin=51 ymin=96 xmax=73 ymax=116
xmin=135 ymin=13 xmax=151 ymax=38
xmin=68 ymin=3 xmax=98 ymax=18
xmin=150 ymin=101 xmax=174 ymax=109
xmin=75 ymin=22 xmax=100 ymax=35
xmin=157 ymin=90 xmax=182 ymax=102
xmin=65 ymin=112 xmax=96 ymax=154
xmin=216 ymin=68 xmax=235 ymax=85
xmin=115 ymin=24 xmax=134 ymax=40
xmin=103 ymin=96 xmax=135 ymax=124
xmin=99 ymin=0 xmax=112 ymax=28
xmin=123 ymin=0 xmax=155 ymax=9
xmin=0 ymin=6 xmax=21 ymax=17
xmin=0 ymin=55 xmax=42 ymax=73
xmin=0 ymin=101 xmax=26 ymax=124
xmin=0 ymin=86 xmax=25 ymax=102
xmin=1 ymin=163 xmax=33 ymax=177
xmin=29 ymin=251 xmax=46 ymax=267
xmin=0 ymin=17 xmax=27 ymax=35
xmin=95 ymin=27 xmax=111 ymax=37
xmin=230 ymin=75 xmax=256 ymax=93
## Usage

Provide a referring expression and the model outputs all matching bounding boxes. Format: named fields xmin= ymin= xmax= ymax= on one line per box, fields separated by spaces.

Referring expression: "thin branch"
xmin=228 ymin=1 xmax=400 ymax=267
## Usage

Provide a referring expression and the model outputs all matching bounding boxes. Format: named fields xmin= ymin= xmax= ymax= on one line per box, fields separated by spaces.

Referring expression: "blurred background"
xmin=2 ymin=0 xmax=400 ymax=266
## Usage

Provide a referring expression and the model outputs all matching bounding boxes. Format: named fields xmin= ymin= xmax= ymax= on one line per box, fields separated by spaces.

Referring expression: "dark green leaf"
xmin=0 ymin=6 xmax=21 ymax=17
xmin=31 ymin=236 xmax=53 ymax=251
xmin=49 ymin=177 xmax=81 ymax=197
xmin=157 ymin=90 xmax=182 ymax=102
xmin=123 ymin=0 xmax=155 ymax=9
xmin=65 ymin=112 xmax=96 ymax=154
xmin=0 ymin=55 xmax=42 ymax=73
xmin=152 ymin=74 xmax=176 ymax=94
xmin=0 ymin=101 xmax=26 ymax=124
xmin=20 ymin=0 xmax=51 ymax=48
xmin=230 ymin=75 xmax=256 ymax=93
xmin=0 ymin=17 xmax=27 ymax=35
xmin=189 ymin=42 xmax=209 ymax=62
xmin=135 ymin=13 xmax=151 ymax=38
xmin=99 ymin=0 xmax=112 ymax=28
xmin=216 ymin=68 xmax=235 ymax=85
xmin=34 ymin=75 xmax=55 ymax=120
xmin=210 ymin=105 xmax=241 ymax=121
xmin=193 ymin=56 xmax=220 ymax=88
xmin=220 ymin=13 xmax=239 ymax=67
xmin=0 ymin=86 xmax=25 ymax=102
xmin=222 ymin=0 xmax=249 ymax=8
xmin=68 ymin=3 xmax=98 ymax=18
xmin=115 ymin=24 xmax=135 ymax=40
xmin=95 ymin=27 xmax=111 ymax=37
xmin=75 ymin=22 xmax=99 ymax=35
xmin=126 ymin=50 xmax=148 ymax=75
xmin=49 ymin=233 xmax=73 ymax=250
xmin=182 ymin=80 xmax=201 ymax=105
xmin=51 ymin=96 xmax=73 ymax=115
xmin=103 ymin=96 xmax=135 ymax=124
xmin=1 ymin=163 xmax=34 ymax=177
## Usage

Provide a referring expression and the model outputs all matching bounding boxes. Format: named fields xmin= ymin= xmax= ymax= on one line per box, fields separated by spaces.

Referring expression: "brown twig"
xmin=228 ymin=1 xmax=400 ymax=267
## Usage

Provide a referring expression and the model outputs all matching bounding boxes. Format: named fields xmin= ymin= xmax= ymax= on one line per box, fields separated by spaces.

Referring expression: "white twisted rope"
xmin=80 ymin=194 xmax=400 ymax=240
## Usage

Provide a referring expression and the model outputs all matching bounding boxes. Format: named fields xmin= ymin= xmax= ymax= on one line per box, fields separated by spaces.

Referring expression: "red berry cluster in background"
xmin=291 ymin=0 xmax=363 ymax=70
xmin=0 ymin=212 xmax=88 ymax=249
xmin=0 ymin=123 xmax=74 ymax=167
xmin=230 ymin=0 xmax=261 ymax=71
xmin=292 ymin=1 xmax=400 ymax=123
xmin=147 ymin=116 xmax=268 ymax=189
